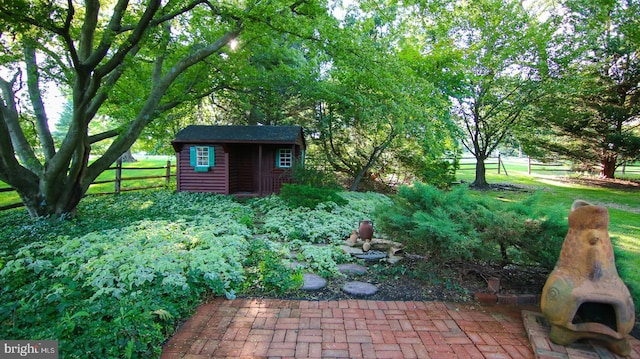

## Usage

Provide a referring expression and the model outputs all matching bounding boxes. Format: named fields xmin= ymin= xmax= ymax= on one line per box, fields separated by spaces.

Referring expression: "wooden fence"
xmin=447 ymin=155 xmax=509 ymax=175
xmin=527 ymin=157 xmax=571 ymax=174
xmin=620 ymin=162 xmax=640 ymax=175
xmin=527 ymin=158 xmax=640 ymax=176
xmin=0 ymin=159 xmax=175 ymax=212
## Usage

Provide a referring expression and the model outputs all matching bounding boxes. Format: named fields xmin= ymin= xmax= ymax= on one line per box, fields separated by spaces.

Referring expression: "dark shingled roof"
xmin=173 ymin=125 xmax=304 ymax=144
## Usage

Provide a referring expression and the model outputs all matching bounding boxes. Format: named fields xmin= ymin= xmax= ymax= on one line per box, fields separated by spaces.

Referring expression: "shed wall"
xmin=176 ymin=144 xmax=228 ymax=193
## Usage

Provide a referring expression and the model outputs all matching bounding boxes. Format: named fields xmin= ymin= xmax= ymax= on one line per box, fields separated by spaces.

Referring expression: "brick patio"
xmin=161 ymin=298 xmax=640 ymax=358
xmin=163 ymin=298 xmax=531 ymax=358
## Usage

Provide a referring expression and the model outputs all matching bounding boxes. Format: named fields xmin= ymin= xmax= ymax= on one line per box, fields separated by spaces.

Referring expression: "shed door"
xmin=230 ymin=144 xmax=258 ymax=193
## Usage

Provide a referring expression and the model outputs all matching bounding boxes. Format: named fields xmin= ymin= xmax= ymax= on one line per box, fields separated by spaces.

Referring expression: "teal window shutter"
xmin=276 ymin=148 xmax=281 ymax=168
xmin=208 ymin=146 xmax=215 ymax=167
xmin=189 ymin=146 xmax=197 ymax=167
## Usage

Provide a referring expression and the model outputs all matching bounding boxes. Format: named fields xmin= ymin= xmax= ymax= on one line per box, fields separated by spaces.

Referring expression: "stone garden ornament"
xmin=541 ymin=200 xmax=635 ymax=356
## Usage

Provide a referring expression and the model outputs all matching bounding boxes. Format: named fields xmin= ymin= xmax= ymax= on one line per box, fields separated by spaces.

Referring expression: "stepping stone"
xmin=342 ymin=281 xmax=378 ymax=296
xmin=340 ymin=245 xmax=364 ymax=256
xmin=300 ymin=273 xmax=326 ymax=290
xmin=353 ymin=250 xmax=387 ymax=261
xmin=337 ymin=263 xmax=368 ymax=275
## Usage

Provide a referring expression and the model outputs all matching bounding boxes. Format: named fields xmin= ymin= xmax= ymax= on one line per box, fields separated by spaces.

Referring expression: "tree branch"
xmin=0 ymin=74 xmax=43 ymax=174
xmin=23 ymin=38 xmax=56 ymax=161
xmin=91 ymin=0 xmax=161 ymax=75
xmin=89 ymin=130 xmax=120 ymax=144
xmin=84 ymin=24 xmax=243 ymax=186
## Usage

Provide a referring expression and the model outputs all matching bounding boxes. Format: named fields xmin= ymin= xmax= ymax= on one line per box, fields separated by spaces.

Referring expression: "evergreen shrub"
xmin=375 ymin=182 xmax=566 ymax=268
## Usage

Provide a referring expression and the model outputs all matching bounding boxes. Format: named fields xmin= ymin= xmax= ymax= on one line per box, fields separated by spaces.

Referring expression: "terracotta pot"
xmin=358 ymin=220 xmax=374 ymax=241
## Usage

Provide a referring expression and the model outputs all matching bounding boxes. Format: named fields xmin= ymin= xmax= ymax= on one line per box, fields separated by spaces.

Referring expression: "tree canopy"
xmin=2 ymin=0 xmax=639 ymax=217
xmin=522 ymin=0 xmax=640 ymax=177
xmin=0 ymin=0 xmax=330 ymax=217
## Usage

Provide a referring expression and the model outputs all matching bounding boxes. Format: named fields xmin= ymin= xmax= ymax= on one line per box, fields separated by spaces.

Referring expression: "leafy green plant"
xmin=290 ymin=162 xmax=341 ymax=188
xmin=0 ymin=191 xmax=255 ymax=358
xmin=296 ymin=244 xmax=351 ymax=278
xmin=242 ymin=239 xmax=303 ymax=295
xmin=417 ymin=157 xmax=459 ymax=189
xmin=253 ymin=192 xmax=391 ymax=244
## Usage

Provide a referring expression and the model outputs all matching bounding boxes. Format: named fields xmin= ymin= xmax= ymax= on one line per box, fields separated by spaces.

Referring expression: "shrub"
xmin=417 ymin=158 xmax=458 ymax=189
xmin=375 ymin=182 xmax=566 ymax=268
xmin=290 ymin=162 xmax=341 ymax=189
xmin=279 ymin=183 xmax=348 ymax=209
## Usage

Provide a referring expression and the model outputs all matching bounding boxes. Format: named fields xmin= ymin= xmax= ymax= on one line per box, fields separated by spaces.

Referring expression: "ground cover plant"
xmin=0 ymin=192 xmax=257 ymax=358
xmin=0 ymin=189 xmax=384 ymax=358
xmin=254 ymin=191 xmax=391 ymax=244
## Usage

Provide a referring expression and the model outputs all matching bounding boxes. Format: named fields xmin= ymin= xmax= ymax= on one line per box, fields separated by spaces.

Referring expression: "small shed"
xmin=171 ymin=125 xmax=306 ymax=196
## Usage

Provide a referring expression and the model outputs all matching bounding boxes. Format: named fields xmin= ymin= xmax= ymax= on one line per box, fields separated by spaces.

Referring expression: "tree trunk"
xmin=472 ymin=157 xmax=489 ymax=188
xmin=350 ymin=169 xmax=367 ymax=191
xmin=601 ymin=155 xmax=617 ymax=179
xmin=119 ymin=148 xmax=137 ymax=163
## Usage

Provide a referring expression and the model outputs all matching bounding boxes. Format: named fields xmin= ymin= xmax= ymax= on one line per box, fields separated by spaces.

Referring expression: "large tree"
xmin=445 ymin=0 xmax=551 ymax=187
xmin=522 ymin=0 xmax=640 ymax=177
xmin=311 ymin=4 xmax=452 ymax=191
xmin=0 ymin=0 xmax=328 ymax=217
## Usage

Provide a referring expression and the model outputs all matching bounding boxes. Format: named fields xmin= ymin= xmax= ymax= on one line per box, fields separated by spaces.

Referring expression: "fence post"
xmin=498 ymin=154 xmax=501 ymax=174
xmin=528 ymin=156 xmax=531 ymax=175
xmin=166 ymin=160 xmax=171 ymax=184
xmin=115 ymin=158 xmax=122 ymax=194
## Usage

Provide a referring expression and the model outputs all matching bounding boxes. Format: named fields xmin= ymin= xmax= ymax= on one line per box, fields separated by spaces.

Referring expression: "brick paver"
xmin=161 ymin=298 xmax=640 ymax=358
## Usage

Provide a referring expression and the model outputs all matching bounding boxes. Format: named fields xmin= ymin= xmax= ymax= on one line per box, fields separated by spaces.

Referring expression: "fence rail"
xmin=527 ymin=157 xmax=572 ymax=174
xmin=445 ymin=156 xmax=509 ymax=175
xmin=0 ymin=159 xmax=175 ymax=212
xmin=621 ymin=162 xmax=640 ymax=174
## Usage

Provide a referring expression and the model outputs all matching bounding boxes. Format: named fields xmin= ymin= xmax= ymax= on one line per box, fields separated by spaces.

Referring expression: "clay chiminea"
xmin=541 ymin=200 xmax=635 ymax=356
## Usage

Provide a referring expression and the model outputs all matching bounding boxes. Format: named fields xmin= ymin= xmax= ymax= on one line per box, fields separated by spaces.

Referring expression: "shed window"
xmin=189 ymin=146 xmax=215 ymax=172
xmin=277 ymin=148 xmax=293 ymax=168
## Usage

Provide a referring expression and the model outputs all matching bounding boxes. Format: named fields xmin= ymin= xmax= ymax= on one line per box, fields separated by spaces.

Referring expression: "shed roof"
xmin=172 ymin=125 xmax=305 ymax=146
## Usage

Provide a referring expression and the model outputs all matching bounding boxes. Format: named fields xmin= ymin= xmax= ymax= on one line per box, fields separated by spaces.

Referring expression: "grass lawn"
xmin=457 ymin=157 xmax=640 ymax=310
xmin=0 ymin=157 xmax=176 ymax=208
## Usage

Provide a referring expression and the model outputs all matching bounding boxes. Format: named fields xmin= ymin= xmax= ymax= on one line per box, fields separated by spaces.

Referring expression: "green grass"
xmin=457 ymin=157 xmax=640 ymax=311
xmin=0 ymin=157 xmax=176 ymax=208
xmin=87 ymin=157 xmax=176 ymax=195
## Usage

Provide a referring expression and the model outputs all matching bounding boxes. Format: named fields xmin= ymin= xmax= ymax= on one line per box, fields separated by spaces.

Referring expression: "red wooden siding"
xmin=175 ymin=142 xmax=302 ymax=195
xmin=176 ymin=144 xmax=229 ymax=194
